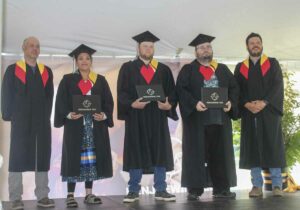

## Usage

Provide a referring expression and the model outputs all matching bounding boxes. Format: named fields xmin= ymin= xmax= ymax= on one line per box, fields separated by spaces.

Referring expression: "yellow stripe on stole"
xmin=37 ymin=63 xmax=45 ymax=74
xmin=260 ymin=54 xmax=268 ymax=66
xmin=210 ymin=60 xmax=218 ymax=71
xmin=16 ymin=60 xmax=27 ymax=72
xmin=150 ymin=59 xmax=158 ymax=71
xmin=88 ymin=70 xmax=97 ymax=84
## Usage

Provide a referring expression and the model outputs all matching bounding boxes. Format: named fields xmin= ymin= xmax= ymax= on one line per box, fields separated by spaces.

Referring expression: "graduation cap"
xmin=132 ymin=31 xmax=160 ymax=43
xmin=68 ymin=44 xmax=96 ymax=73
xmin=189 ymin=34 xmax=215 ymax=47
xmin=68 ymin=44 xmax=96 ymax=58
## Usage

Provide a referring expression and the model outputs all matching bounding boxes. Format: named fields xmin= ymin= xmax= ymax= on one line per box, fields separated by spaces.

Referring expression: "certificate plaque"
xmin=136 ymin=85 xmax=166 ymax=102
xmin=72 ymin=95 xmax=101 ymax=114
xmin=201 ymin=87 xmax=228 ymax=108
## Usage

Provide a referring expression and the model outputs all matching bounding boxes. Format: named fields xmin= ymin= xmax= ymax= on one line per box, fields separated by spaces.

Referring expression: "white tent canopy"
xmin=2 ymin=0 xmax=300 ymax=60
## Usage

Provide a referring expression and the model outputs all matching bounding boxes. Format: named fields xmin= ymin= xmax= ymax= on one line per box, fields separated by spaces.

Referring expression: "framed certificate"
xmin=136 ymin=85 xmax=166 ymax=102
xmin=72 ymin=95 xmax=101 ymax=114
xmin=201 ymin=87 xmax=228 ymax=108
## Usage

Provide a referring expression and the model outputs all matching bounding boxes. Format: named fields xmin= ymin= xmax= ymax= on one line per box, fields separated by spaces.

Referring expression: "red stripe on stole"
xmin=199 ymin=66 xmax=214 ymax=81
xmin=41 ymin=68 xmax=49 ymax=87
xmin=261 ymin=59 xmax=271 ymax=76
xmin=140 ymin=65 xmax=155 ymax=84
xmin=240 ymin=63 xmax=249 ymax=80
xmin=15 ymin=65 xmax=26 ymax=84
xmin=78 ymin=80 xmax=92 ymax=95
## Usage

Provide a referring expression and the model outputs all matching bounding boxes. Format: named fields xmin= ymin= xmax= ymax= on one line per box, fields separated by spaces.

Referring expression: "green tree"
xmin=282 ymin=71 xmax=300 ymax=171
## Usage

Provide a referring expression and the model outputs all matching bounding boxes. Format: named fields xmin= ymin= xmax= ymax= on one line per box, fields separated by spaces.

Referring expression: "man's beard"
xmin=140 ymin=54 xmax=153 ymax=61
xmin=248 ymin=47 xmax=263 ymax=57
xmin=197 ymin=54 xmax=213 ymax=63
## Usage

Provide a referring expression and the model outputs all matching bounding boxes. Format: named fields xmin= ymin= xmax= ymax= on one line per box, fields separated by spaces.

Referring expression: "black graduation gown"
xmin=54 ymin=72 xmax=114 ymax=177
xmin=234 ymin=57 xmax=286 ymax=169
xmin=1 ymin=63 xmax=54 ymax=172
xmin=117 ymin=58 xmax=178 ymax=173
xmin=176 ymin=60 xmax=238 ymax=188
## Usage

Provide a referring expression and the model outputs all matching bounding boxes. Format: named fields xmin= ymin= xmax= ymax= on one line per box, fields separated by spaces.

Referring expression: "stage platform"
xmin=2 ymin=190 xmax=300 ymax=210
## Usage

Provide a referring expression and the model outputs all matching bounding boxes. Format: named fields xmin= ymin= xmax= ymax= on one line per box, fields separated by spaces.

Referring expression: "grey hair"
xmin=22 ymin=36 xmax=39 ymax=49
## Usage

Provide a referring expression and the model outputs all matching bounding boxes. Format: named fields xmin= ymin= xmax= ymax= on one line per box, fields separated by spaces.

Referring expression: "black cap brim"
xmin=132 ymin=31 xmax=160 ymax=43
xmin=189 ymin=34 xmax=215 ymax=47
xmin=68 ymin=44 xmax=96 ymax=58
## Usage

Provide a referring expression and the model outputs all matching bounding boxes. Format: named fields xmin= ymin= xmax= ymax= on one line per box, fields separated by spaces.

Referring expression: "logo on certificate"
xmin=146 ymin=88 xmax=155 ymax=96
xmin=210 ymin=92 xmax=220 ymax=101
xmin=82 ymin=99 xmax=92 ymax=108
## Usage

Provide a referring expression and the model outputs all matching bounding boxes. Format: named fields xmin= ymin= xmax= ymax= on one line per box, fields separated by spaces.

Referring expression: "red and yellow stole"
xmin=240 ymin=54 xmax=271 ymax=79
xmin=15 ymin=60 xmax=49 ymax=87
xmin=140 ymin=59 xmax=158 ymax=84
xmin=199 ymin=60 xmax=218 ymax=81
xmin=77 ymin=71 xmax=97 ymax=95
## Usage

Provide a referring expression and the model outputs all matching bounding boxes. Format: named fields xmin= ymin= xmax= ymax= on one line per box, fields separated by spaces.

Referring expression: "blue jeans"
xmin=251 ymin=167 xmax=282 ymax=189
xmin=128 ymin=167 xmax=167 ymax=193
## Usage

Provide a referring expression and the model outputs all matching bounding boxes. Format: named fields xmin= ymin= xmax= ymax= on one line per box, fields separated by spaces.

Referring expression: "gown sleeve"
xmin=224 ymin=65 xmax=239 ymax=120
xmin=1 ymin=66 xmax=15 ymax=121
xmin=263 ymin=58 xmax=284 ymax=115
xmin=117 ymin=62 xmax=135 ymax=120
xmin=101 ymin=77 xmax=114 ymax=127
xmin=176 ymin=64 xmax=198 ymax=119
xmin=54 ymin=76 xmax=70 ymax=127
xmin=163 ymin=65 xmax=178 ymax=120
xmin=234 ymin=63 xmax=247 ymax=118
xmin=45 ymin=67 xmax=54 ymax=120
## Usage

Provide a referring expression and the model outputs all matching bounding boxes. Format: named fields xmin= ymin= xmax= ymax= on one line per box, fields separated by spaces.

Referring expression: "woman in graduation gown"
xmin=54 ymin=44 xmax=114 ymax=207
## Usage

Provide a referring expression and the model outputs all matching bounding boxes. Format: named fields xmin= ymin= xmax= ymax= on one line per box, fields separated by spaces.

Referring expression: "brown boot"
xmin=272 ymin=187 xmax=283 ymax=197
xmin=249 ymin=187 xmax=263 ymax=197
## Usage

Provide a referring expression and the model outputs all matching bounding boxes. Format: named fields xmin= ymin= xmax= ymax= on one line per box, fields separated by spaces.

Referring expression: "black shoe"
xmin=187 ymin=193 xmax=199 ymax=201
xmin=37 ymin=197 xmax=55 ymax=208
xmin=213 ymin=191 xmax=236 ymax=199
xmin=123 ymin=192 xmax=139 ymax=203
xmin=212 ymin=189 xmax=220 ymax=196
xmin=155 ymin=191 xmax=176 ymax=201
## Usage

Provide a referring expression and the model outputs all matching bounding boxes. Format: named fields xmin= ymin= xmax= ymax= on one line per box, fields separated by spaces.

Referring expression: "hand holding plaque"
xmin=158 ymin=97 xmax=172 ymax=111
xmin=73 ymin=95 xmax=101 ymax=114
xmin=131 ymin=97 xmax=150 ymax=109
xmin=201 ymin=87 xmax=228 ymax=108
xmin=136 ymin=85 xmax=166 ymax=102
xmin=69 ymin=112 xmax=83 ymax=119
xmin=223 ymin=101 xmax=231 ymax=112
xmin=93 ymin=112 xmax=105 ymax=121
xmin=196 ymin=101 xmax=207 ymax=112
